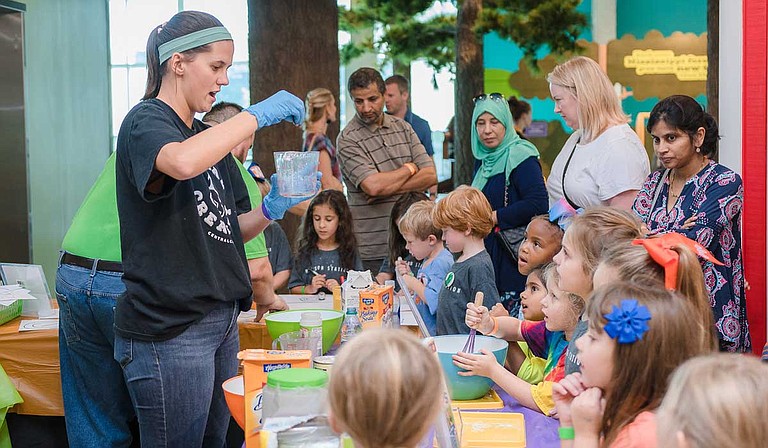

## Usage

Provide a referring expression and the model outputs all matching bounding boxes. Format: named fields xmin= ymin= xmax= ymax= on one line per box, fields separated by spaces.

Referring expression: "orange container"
xmin=358 ymin=284 xmax=394 ymax=329
xmin=237 ymin=349 xmax=312 ymax=448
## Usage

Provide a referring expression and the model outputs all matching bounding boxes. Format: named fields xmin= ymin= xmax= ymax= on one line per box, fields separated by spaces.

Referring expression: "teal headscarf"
xmin=470 ymin=98 xmax=539 ymax=191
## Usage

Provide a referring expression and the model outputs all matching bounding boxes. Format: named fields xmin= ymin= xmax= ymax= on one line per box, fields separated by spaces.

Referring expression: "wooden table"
xmin=0 ymin=316 xmax=275 ymax=416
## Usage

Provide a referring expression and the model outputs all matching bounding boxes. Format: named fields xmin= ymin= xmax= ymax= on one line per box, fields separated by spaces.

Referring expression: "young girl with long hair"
xmin=113 ymin=10 xmax=311 ymax=446
xmin=456 ymin=264 xmax=584 ymax=415
xmin=553 ymin=207 xmax=643 ymax=374
xmin=289 ymin=190 xmax=362 ymax=294
xmin=552 ymin=282 xmax=713 ymax=447
xmin=593 ymin=233 xmax=721 ymax=350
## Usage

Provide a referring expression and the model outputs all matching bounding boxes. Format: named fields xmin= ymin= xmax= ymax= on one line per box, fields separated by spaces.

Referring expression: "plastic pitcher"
xmin=273 ymin=151 xmax=319 ymax=197
xmin=271 ymin=330 xmax=321 ymax=352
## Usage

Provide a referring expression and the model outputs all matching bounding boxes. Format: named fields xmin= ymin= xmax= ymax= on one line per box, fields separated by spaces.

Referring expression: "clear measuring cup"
xmin=273 ymin=151 xmax=319 ymax=197
xmin=271 ymin=330 xmax=321 ymax=352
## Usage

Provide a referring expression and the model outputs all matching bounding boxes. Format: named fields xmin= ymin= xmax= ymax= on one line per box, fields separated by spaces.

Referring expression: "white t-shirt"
xmin=547 ymin=124 xmax=650 ymax=208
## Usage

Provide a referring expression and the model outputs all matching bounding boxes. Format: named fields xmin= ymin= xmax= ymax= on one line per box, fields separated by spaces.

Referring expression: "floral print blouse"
xmin=632 ymin=161 xmax=750 ymax=352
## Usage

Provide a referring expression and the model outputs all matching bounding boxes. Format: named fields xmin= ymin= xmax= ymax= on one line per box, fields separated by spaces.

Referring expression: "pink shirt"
xmin=610 ymin=411 xmax=657 ymax=448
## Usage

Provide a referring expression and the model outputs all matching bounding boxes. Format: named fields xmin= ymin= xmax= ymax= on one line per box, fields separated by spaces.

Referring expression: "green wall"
xmin=23 ymin=0 xmax=111 ymax=287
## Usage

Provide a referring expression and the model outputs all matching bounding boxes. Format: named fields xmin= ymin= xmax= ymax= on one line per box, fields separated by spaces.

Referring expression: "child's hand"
xmin=490 ymin=303 xmax=508 ymax=318
xmin=465 ymin=302 xmax=493 ymax=334
xmin=395 ymin=259 xmax=410 ymax=277
xmin=571 ymin=387 xmax=605 ymax=440
xmin=325 ymin=278 xmax=339 ymax=290
xmin=452 ymin=349 xmax=501 ymax=379
xmin=308 ymin=274 xmax=326 ymax=294
xmin=552 ymin=373 xmax=586 ymax=426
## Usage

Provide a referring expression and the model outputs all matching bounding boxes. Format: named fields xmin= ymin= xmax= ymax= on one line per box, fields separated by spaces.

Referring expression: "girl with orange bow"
xmin=593 ymin=233 xmax=721 ymax=351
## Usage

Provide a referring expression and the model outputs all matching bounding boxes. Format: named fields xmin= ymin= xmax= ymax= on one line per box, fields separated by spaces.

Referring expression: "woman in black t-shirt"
xmin=113 ymin=11 xmax=314 ymax=447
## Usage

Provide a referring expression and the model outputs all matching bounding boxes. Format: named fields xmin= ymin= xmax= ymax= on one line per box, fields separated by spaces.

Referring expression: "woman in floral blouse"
xmin=632 ymin=95 xmax=750 ymax=352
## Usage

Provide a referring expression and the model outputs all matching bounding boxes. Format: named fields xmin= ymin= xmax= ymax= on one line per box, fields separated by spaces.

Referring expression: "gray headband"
xmin=158 ymin=26 xmax=232 ymax=64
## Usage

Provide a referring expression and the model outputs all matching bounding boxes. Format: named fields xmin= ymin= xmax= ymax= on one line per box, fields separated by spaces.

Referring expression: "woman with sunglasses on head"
xmin=114 ymin=11 xmax=316 ymax=447
xmin=471 ymin=92 xmax=548 ymax=317
xmin=547 ymin=56 xmax=649 ymax=210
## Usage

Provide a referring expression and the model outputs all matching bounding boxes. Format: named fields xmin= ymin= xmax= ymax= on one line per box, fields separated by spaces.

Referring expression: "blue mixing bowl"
xmin=432 ymin=334 xmax=509 ymax=400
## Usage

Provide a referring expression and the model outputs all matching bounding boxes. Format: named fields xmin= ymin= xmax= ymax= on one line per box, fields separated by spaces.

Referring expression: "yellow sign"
xmin=623 ymin=49 xmax=707 ymax=81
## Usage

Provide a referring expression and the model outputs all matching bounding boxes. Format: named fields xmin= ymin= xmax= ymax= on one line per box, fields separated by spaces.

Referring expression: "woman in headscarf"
xmin=471 ymin=93 xmax=548 ymax=316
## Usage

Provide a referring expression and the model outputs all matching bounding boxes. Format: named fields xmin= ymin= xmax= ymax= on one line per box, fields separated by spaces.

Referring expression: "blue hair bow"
xmin=603 ymin=299 xmax=651 ymax=344
xmin=548 ymin=198 xmax=583 ymax=231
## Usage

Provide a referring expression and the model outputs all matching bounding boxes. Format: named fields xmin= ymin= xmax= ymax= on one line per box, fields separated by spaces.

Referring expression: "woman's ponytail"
xmin=143 ymin=24 xmax=165 ymax=100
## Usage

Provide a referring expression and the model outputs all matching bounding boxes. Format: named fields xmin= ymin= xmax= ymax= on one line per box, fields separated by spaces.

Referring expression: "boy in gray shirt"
xmin=432 ymin=186 xmax=501 ymax=335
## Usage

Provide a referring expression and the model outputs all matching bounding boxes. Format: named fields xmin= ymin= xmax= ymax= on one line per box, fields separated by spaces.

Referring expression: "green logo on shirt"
xmin=444 ymin=272 xmax=455 ymax=288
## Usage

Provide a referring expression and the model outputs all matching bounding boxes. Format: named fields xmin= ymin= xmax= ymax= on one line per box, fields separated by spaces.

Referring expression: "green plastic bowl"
xmin=433 ymin=335 xmax=509 ymax=400
xmin=265 ymin=309 xmax=343 ymax=354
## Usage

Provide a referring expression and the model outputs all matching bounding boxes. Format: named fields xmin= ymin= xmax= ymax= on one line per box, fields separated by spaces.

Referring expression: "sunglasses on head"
xmin=473 ymin=92 xmax=505 ymax=104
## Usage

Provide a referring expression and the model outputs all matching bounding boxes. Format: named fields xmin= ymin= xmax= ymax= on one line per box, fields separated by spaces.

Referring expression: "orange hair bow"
xmin=631 ymin=232 xmax=723 ymax=290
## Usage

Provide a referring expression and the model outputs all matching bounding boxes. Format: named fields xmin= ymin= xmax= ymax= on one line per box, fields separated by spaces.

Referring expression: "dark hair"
xmin=202 ymin=101 xmax=243 ymax=124
xmin=347 ymin=67 xmax=385 ymax=95
xmin=646 ymin=95 xmax=720 ymax=158
xmin=296 ymin=190 xmax=359 ymax=271
xmin=143 ymin=11 xmax=225 ymax=100
xmin=384 ymin=74 xmax=409 ymax=93
xmin=387 ymin=192 xmax=429 ymax=267
xmin=507 ymin=96 xmax=531 ymax=122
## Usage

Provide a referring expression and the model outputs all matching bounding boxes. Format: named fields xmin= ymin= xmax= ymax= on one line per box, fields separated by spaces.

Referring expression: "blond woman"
xmin=547 ymin=56 xmax=649 ymax=210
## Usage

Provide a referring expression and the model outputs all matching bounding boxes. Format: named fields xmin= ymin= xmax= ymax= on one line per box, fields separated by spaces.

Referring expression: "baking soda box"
xmin=358 ymin=284 xmax=394 ymax=329
xmin=237 ymin=349 xmax=312 ymax=448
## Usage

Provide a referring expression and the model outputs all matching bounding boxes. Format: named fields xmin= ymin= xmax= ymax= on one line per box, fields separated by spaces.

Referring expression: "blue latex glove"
xmin=262 ymin=172 xmax=322 ymax=220
xmin=245 ymin=90 xmax=304 ymax=128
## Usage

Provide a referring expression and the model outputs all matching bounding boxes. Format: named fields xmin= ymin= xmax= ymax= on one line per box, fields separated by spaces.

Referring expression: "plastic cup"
xmin=273 ymin=151 xmax=319 ymax=197
xmin=271 ymin=330 xmax=322 ymax=352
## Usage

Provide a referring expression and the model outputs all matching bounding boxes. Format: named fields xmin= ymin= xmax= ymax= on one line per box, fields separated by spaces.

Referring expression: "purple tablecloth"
xmin=490 ymin=385 xmax=560 ymax=448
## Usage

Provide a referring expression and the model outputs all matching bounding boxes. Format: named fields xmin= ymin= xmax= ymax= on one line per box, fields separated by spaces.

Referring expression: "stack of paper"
xmin=0 ymin=284 xmax=38 ymax=307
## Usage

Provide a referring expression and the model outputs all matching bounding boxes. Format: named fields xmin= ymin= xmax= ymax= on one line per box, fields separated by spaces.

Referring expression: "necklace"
xmin=669 ymin=158 xmax=709 ymax=200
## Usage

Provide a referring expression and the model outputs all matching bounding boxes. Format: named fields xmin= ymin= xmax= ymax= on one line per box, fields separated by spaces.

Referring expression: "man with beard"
xmin=337 ymin=68 xmax=436 ymax=274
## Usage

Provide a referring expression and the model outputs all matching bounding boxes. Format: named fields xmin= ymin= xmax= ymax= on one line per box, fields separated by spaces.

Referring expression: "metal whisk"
xmin=461 ymin=291 xmax=485 ymax=353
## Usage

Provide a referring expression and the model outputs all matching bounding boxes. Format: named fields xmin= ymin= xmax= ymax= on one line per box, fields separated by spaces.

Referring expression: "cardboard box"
xmin=237 ymin=349 xmax=312 ymax=448
xmin=358 ymin=284 xmax=394 ymax=329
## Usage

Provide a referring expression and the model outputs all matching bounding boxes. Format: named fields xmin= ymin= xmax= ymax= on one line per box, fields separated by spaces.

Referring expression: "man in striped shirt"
xmin=337 ymin=67 xmax=437 ymax=274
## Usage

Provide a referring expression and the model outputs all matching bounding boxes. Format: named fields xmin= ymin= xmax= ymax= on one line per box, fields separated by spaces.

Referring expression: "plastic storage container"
xmin=262 ymin=368 xmax=328 ymax=420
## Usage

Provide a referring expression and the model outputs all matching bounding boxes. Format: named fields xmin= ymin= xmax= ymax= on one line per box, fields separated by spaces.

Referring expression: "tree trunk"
xmin=454 ymin=0 xmax=483 ymax=188
xmin=248 ymin=0 xmax=340 ymax=244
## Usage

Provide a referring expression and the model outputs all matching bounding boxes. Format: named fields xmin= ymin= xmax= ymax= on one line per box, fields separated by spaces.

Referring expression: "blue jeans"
xmin=55 ymin=260 xmax=134 ymax=448
xmin=114 ymin=302 xmax=239 ymax=448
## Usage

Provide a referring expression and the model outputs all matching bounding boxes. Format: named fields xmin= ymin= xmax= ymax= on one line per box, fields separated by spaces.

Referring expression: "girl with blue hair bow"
xmin=471 ymin=93 xmax=548 ymax=316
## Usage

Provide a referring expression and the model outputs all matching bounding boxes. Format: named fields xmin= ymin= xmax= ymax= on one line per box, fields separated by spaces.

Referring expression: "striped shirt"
xmin=337 ymin=114 xmax=434 ymax=261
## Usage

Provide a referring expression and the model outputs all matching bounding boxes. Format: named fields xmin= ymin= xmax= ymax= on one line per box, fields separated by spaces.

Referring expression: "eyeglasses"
xmin=473 ymin=92 xmax=505 ymax=104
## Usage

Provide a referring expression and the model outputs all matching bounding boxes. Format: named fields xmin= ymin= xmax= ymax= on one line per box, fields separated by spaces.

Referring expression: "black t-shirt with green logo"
xmin=436 ymin=250 xmax=500 ymax=335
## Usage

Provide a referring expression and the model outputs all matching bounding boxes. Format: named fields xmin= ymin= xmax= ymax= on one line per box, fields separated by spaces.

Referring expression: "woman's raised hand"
xmin=246 ymin=90 xmax=304 ymax=128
